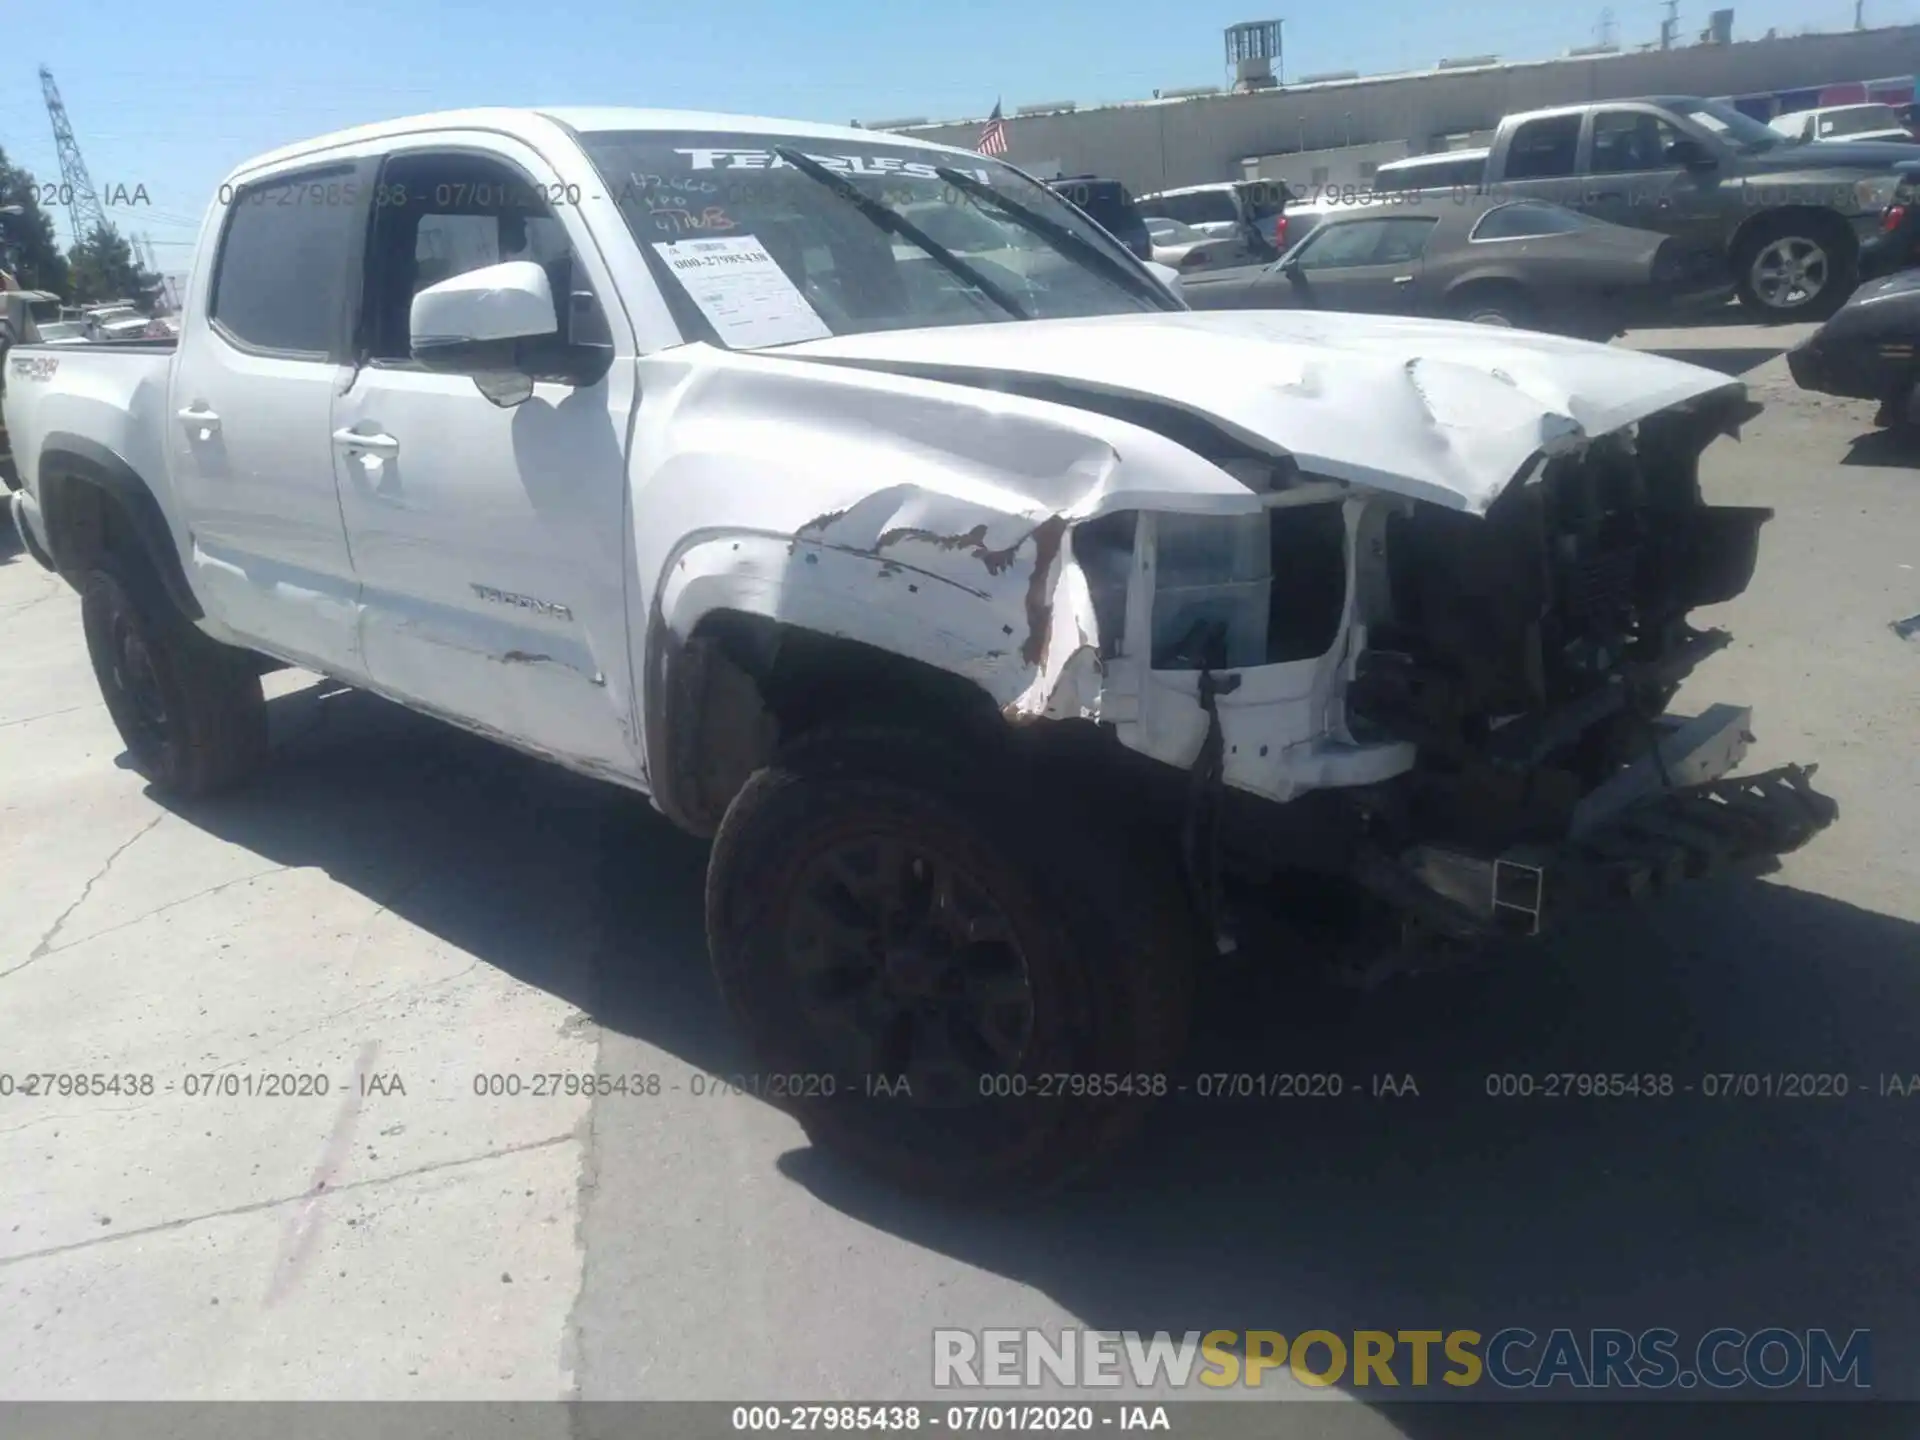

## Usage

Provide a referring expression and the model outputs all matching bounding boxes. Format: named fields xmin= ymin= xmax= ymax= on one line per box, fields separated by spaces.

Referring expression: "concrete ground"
xmin=2 ymin=308 xmax=1917 ymax=1427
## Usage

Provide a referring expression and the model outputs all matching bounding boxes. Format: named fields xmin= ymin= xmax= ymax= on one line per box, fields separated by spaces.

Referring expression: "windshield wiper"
xmin=933 ymin=166 xmax=1180 ymax=311
xmin=770 ymin=147 xmax=1028 ymax=321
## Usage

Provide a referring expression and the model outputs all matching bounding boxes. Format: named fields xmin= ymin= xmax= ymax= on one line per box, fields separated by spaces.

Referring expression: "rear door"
xmin=167 ymin=159 xmax=376 ymax=674
xmin=328 ymin=136 xmax=639 ymax=776
xmin=1277 ymin=215 xmax=1438 ymax=313
xmin=1495 ymin=113 xmax=1584 ymax=206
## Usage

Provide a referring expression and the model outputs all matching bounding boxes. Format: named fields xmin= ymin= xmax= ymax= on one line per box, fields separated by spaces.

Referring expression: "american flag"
xmin=975 ymin=100 xmax=1009 ymax=157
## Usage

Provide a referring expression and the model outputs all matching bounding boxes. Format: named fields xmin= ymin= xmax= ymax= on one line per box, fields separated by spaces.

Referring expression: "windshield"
xmin=1819 ymin=105 xmax=1905 ymax=138
xmin=37 ymin=321 xmax=84 ymax=339
xmin=1669 ymin=97 xmax=1781 ymax=153
xmin=577 ymin=130 xmax=1173 ymax=350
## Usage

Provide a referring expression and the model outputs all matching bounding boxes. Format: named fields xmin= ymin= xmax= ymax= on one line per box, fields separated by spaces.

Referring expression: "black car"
xmin=1046 ymin=175 xmax=1153 ymax=261
xmin=1786 ymin=269 xmax=1920 ymax=424
xmin=1179 ymin=194 xmax=1730 ymax=339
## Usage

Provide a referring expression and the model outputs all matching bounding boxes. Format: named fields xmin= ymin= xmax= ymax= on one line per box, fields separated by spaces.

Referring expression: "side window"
xmin=208 ymin=164 xmax=367 ymax=357
xmin=1294 ymin=218 xmax=1437 ymax=268
xmin=1591 ymin=111 xmax=1688 ymax=173
xmin=1503 ymin=115 xmax=1582 ymax=180
xmin=1373 ymin=217 xmax=1439 ymax=263
xmin=359 ymin=150 xmax=611 ymax=367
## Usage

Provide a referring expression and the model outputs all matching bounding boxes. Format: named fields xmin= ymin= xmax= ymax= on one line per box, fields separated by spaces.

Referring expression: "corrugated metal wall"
xmin=895 ymin=25 xmax=1920 ymax=195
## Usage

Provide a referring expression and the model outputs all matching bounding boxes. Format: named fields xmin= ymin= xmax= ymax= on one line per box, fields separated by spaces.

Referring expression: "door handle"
xmin=1593 ymin=190 xmax=1625 ymax=202
xmin=1392 ymin=275 xmax=1415 ymax=285
xmin=332 ymin=427 xmax=400 ymax=456
xmin=177 ymin=404 xmax=220 ymax=433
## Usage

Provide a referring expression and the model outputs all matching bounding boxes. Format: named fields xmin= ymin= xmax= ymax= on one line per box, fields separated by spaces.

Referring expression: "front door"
xmin=330 ymin=138 xmax=639 ymax=777
xmin=1279 ymin=215 xmax=1436 ymax=314
xmin=1583 ymin=107 xmax=1724 ymax=255
xmin=166 ymin=159 xmax=376 ymax=674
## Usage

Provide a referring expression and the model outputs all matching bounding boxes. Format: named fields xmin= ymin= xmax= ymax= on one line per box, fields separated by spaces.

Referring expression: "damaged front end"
xmin=749 ymin=314 xmax=1837 ymax=954
xmin=1028 ymin=383 xmax=1838 ymax=954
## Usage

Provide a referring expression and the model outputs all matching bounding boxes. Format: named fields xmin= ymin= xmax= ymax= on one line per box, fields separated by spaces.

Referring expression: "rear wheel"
xmin=705 ymin=727 xmax=1198 ymax=1197
xmin=80 ymin=553 xmax=268 ymax=797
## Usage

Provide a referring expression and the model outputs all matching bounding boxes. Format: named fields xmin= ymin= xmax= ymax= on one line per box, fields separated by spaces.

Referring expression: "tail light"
xmin=1182 ymin=250 xmax=1211 ymax=269
xmin=1884 ymin=204 xmax=1907 ymax=232
xmin=1271 ymin=214 xmax=1289 ymax=250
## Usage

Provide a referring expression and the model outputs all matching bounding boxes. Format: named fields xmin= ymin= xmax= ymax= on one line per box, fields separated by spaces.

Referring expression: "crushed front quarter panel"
xmin=638 ymin=320 xmax=1750 ymax=804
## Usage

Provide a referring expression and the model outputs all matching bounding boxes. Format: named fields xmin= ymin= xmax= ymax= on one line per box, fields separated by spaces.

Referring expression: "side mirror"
xmin=1277 ymin=255 xmax=1303 ymax=277
xmin=411 ymin=261 xmax=559 ymax=407
xmin=1144 ymin=260 xmax=1185 ymax=300
xmin=1668 ymin=137 xmax=1717 ymax=170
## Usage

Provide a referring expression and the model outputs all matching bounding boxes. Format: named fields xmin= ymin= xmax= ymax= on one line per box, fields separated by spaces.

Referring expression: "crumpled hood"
xmin=775 ymin=310 xmax=1744 ymax=514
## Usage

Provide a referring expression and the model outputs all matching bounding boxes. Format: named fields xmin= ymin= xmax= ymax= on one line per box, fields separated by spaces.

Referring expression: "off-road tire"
xmin=80 ymin=553 xmax=268 ymax=797
xmin=705 ymin=726 xmax=1199 ymax=1197
xmin=1733 ymin=215 xmax=1857 ymax=320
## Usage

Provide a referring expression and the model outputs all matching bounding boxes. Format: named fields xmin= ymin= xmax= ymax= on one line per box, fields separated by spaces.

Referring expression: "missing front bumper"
xmin=1399 ymin=763 xmax=1839 ymax=940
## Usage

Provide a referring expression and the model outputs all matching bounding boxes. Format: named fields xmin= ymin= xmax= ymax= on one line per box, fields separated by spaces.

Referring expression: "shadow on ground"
xmin=149 ymin=682 xmax=1920 ymax=1430
xmin=1843 ymin=426 xmax=1920 ymax=468
xmin=1641 ymin=347 xmax=1786 ymax=378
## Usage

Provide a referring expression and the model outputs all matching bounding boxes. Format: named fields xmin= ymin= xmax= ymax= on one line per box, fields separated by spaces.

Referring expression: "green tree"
xmin=66 ymin=222 xmax=161 ymax=309
xmin=0 ymin=147 xmax=72 ymax=295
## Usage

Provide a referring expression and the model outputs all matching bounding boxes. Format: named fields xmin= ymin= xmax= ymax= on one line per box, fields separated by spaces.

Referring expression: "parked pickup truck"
xmin=1412 ymin=95 xmax=1920 ymax=318
xmin=5 ymin=107 xmax=1838 ymax=1194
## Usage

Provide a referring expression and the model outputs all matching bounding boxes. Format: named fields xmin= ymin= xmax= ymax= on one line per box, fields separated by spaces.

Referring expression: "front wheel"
xmin=1734 ymin=220 xmax=1856 ymax=319
xmin=705 ymin=727 xmax=1198 ymax=1196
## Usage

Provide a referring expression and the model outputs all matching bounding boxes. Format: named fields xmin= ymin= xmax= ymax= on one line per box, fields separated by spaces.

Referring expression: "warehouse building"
xmin=875 ymin=21 xmax=1920 ymax=198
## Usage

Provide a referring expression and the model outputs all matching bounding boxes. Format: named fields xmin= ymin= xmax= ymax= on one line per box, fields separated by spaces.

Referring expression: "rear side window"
xmin=1470 ymin=201 xmax=1593 ymax=239
xmin=209 ymin=164 xmax=367 ymax=356
xmin=1145 ymin=190 xmax=1239 ymax=226
xmin=1503 ymin=115 xmax=1582 ymax=180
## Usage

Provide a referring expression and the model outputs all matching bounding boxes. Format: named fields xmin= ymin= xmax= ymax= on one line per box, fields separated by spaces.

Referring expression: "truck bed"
xmin=3 ymin=340 xmax=178 ymax=503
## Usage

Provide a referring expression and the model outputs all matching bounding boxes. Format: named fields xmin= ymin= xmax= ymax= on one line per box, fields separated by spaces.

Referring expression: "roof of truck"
xmin=227 ymin=107 xmax=981 ymax=183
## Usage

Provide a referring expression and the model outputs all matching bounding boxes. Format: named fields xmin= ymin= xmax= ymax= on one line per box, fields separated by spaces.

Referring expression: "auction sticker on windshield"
xmin=653 ymin=235 xmax=832 ymax=347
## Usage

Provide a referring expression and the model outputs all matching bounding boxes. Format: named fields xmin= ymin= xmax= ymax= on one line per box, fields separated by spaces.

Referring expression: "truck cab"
xmin=1483 ymin=95 xmax=1918 ymax=316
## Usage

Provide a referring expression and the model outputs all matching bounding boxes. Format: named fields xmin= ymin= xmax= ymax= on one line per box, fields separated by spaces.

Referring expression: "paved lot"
xmin=2 ymin=311 xmax=1917 ymax=1426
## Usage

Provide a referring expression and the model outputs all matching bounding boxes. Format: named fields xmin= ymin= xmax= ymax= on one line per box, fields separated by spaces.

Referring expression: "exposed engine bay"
xmin=1058 ymin=384 xmax=1838 ymax=958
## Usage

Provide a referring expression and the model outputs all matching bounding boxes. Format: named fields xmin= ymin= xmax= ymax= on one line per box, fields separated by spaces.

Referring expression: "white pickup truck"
xmin=5 ymin=107 xmax=1837 ymax=1193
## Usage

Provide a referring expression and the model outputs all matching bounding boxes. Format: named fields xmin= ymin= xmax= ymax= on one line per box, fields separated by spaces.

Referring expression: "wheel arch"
xmin=641 ymin=531 xmax=1045 ymax=838
xmin=1728 ymin=204 xmax=1859 ymax=269
xmin=1442 ymin=273 xmax=1536 ymax=318
xmin=37 ymin=434 xmax=201 ymax=619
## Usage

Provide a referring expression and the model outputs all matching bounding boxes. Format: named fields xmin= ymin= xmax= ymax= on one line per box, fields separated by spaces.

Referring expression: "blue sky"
xmin=3 ymin=0 xmax=1909 ymax=269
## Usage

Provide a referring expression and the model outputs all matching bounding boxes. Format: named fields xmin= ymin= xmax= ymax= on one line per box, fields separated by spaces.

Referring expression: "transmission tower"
xmin=1596 ymin=7 xmax=1617 ymax=45
xmin=39 ymin=65 xmax=109 ymax=246
xmin=1659 ymin=0 xmax=1679 ymax=48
